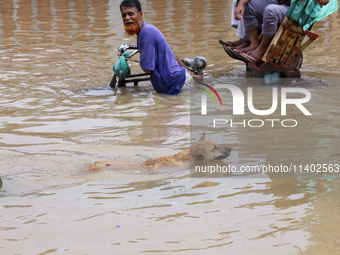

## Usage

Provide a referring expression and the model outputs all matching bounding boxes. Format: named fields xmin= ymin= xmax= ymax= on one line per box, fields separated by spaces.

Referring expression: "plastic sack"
xmin=287 ymin=0 xmax=338 ymax=30
xmin=113 ymin=52 xmax=131 ymax=80
xmin=181 ymin=56 xmax=207 ymax=76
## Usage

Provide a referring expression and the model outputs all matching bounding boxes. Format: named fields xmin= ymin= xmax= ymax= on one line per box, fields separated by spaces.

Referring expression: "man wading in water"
xmin=120 ymin=0 xmax=206 ymax=95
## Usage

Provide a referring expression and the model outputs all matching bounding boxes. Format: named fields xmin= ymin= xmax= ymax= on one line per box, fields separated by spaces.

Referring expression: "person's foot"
xmin=219 ymin=38 xmax=244 ymax=48
xmin=235 ymin=40 xmax=250 ymax=50
xmin=250 ymin=47 xmax=266 ymax=61
xmin=245 ymin=35 xmax=272 ymax=62
xmin=240 ymin=52 xmax=262 ymax=65
xmin=234 ymin=42 xmax=259 ymax=53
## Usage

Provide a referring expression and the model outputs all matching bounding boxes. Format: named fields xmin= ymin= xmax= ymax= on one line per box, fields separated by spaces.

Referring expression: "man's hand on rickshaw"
xmin=190 ymin=71 xmax=204 ymax=79
xmin=316 ymin=0 xmax=330 ymax=7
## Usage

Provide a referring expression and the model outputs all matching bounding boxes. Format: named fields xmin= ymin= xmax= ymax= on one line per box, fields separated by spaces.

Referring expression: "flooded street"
xmin=0 ymin=0 xmax=340 ymax=254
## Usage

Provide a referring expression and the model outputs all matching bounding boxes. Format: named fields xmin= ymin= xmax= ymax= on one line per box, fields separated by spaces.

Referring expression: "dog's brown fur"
xmin=86 ymin=133 xmax=231 ymax=171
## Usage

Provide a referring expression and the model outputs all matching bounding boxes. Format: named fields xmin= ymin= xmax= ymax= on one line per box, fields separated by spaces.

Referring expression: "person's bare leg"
xmin=248 ymin=35 xmax=272 ymax=61
xmin=235 ymin=28 xmax=259 ymax=52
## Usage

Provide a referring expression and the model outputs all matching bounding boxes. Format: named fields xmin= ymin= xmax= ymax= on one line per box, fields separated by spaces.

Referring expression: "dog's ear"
xmin=198 ymin=132 xmax=205 ymax=142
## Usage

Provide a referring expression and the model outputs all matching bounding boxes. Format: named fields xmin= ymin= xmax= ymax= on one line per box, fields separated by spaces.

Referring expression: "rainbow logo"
xmin=197 ymin=82 xmax=222 ymax=106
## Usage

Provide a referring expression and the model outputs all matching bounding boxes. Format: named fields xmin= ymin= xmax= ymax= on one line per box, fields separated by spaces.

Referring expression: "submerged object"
xmin=0 ymin=178 xmax=2 ymax=189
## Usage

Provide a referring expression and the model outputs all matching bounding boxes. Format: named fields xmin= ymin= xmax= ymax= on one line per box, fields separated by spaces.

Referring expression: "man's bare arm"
xmin=235 ymin=0 xmax=251 ymax=20
xmin=315 ymin=0 xmax=330 ymax=7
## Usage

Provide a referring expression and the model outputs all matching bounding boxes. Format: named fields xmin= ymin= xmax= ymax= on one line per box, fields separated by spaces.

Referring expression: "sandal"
xmin=223 ymin=45 xmax=249 ymax=64
xmin=219 ymin=39 xmax=235 ymax=48
xmin=219 ymin=39 xmax=244 ymax=48
xmin=238 ymin=52 xmax=263 ymax=65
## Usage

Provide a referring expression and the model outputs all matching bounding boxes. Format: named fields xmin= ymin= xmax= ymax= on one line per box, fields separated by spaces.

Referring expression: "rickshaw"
xmin=223 ymin=0 xmax=338 ymax=84
xmin=110 ymin=44 xmax=206 ymax=89
xmin=110 ymin=44 xmax=150 ymax=88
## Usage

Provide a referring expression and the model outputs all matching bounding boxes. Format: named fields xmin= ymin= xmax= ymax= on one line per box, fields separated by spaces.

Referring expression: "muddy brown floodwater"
xmin=0 ymin=0 xmax=340 ymax=254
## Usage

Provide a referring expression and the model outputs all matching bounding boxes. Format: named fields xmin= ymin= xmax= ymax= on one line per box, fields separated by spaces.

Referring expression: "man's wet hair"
xmin=120 ymin=0 xmax=142 ymax=12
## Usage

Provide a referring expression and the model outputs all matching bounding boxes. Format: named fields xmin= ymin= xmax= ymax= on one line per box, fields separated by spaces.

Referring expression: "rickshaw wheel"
xmin=117 ymin=79 xmax=126 ymax=87
xmin=296 ymin=54 xmax=303 ymax=70
xmin=291 ymin=54 xmax=303 ymax=71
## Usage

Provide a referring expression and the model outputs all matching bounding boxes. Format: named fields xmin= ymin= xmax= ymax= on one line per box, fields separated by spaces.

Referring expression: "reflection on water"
xmin=0 ymin=0 xmax=340 ymax=254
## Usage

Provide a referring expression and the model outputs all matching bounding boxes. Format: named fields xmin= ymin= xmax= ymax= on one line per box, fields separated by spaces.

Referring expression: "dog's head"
xmin=191 ymin=133 xmax=231 ymax=162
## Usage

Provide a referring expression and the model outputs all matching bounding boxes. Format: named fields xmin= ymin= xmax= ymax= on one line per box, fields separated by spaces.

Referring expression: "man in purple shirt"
xmin=120 ymin=0 xmax=202 ymax=95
